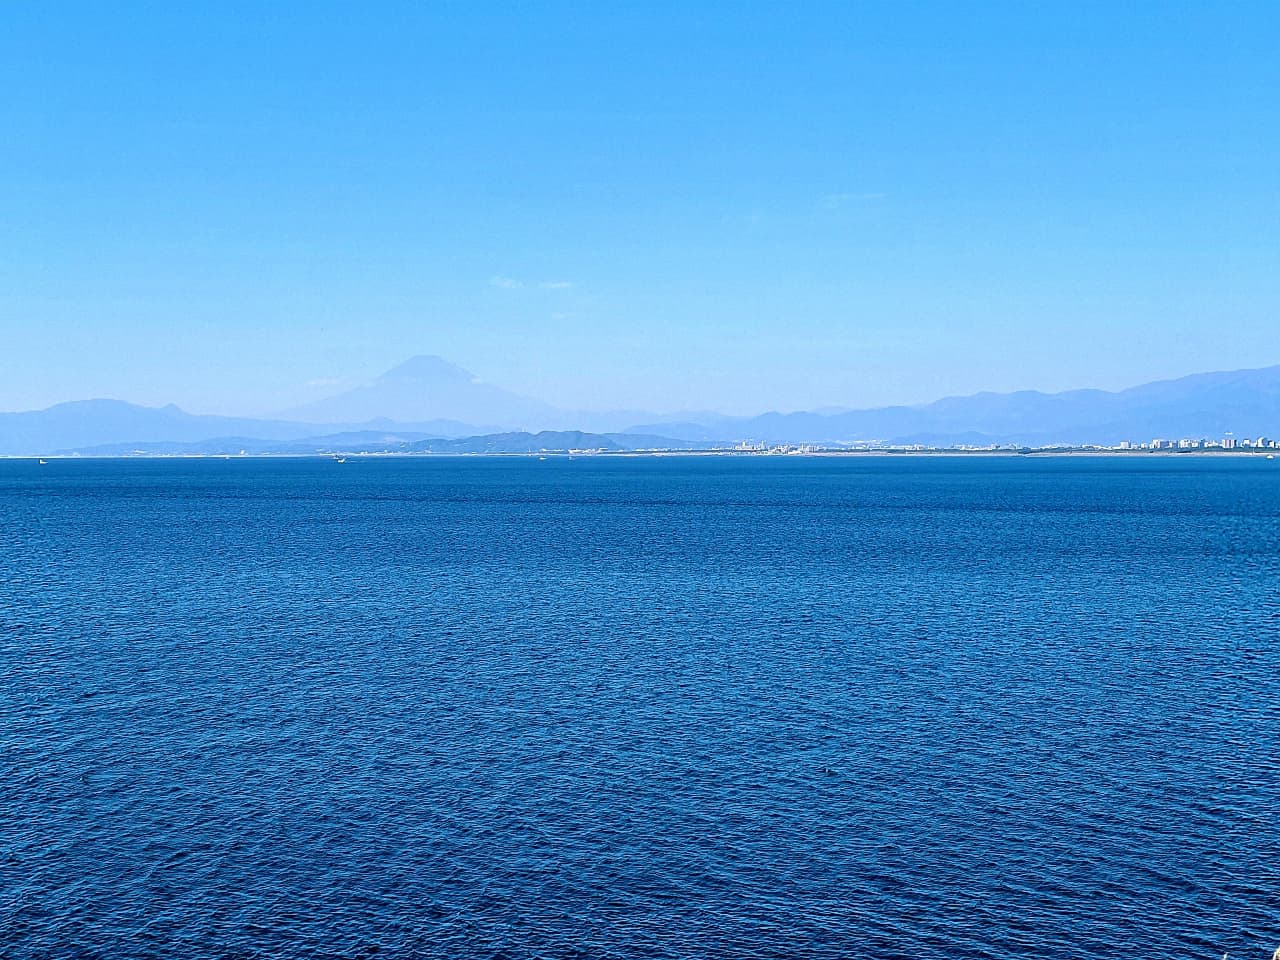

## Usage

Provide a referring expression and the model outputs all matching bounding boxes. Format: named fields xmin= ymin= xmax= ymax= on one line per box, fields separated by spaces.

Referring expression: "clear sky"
xmin=2 ymin=1 xmax=1277 ymax=416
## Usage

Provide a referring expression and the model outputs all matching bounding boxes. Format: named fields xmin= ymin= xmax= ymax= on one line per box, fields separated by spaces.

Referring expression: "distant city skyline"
xmin=3 ymin=2 xmax=1277 ymax=416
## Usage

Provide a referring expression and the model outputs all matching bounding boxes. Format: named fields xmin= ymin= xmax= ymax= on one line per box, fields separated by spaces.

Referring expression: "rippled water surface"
xmin=3 ymin=456 xmax=1278 ymax=958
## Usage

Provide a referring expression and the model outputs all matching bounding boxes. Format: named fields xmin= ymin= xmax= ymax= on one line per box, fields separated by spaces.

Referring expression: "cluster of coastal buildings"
xmin=1131 ymin=436 xmax=1275 ymax=451
xmin=724 ymin=436 xmax=1279 ymax=454
xmin=731 ymin=441 xmax=823 ymax=454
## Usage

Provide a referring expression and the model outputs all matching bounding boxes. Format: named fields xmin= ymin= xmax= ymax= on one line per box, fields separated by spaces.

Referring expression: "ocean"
xmin=3 ymin=455 xmax=1277 ymax=958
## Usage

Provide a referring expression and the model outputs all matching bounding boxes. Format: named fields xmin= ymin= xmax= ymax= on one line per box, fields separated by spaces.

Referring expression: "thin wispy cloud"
xmin=490 ymin=276 xmax=574 ymax=291
xmin=819 ymin=192 xmax=886 ymax=209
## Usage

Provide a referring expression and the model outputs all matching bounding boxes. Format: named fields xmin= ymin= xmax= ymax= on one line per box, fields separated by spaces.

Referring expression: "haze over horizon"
xmin=7 ymin=353 xmax=1280 ymax=426
xmin=3 ymin=2 xmax=1278 ymax=416
xmin=4 ymin=355 xmax=1280 ymax=457
xmin=10 ymin=352 xmax=1280 ymax=423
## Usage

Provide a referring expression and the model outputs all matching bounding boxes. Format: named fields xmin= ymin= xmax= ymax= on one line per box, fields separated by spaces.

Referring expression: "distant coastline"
xmin=7 ymin=447 xmax=1278 ymax=461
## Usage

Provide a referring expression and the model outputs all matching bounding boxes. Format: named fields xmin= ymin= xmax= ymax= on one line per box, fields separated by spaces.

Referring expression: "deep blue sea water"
xmin=2 ymin=455 xmax=1278 ymax=958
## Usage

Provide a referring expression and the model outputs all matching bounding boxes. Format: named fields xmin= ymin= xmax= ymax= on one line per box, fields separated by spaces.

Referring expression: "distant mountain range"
xmin=675 ymin=365 xmax=1280 ymax=446
xmin=1 ymin=356 xmax=1278 ymax=455
xmin=65 ymin=431 xmax=721 ymax=457
xmin=0 ymin=397 xmax=492 ymax=456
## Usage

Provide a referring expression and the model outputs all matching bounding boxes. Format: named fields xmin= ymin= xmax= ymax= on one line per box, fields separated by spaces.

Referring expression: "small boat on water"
xmin=334 ymin=456 xmax=347 ymax=463
xmin=38 ymin=459 xmax=48 ymax=465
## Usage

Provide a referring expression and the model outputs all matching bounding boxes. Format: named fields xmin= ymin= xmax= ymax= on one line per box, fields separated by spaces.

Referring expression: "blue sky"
xmin=2 ymin=1 xmax=1277 ymax=416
